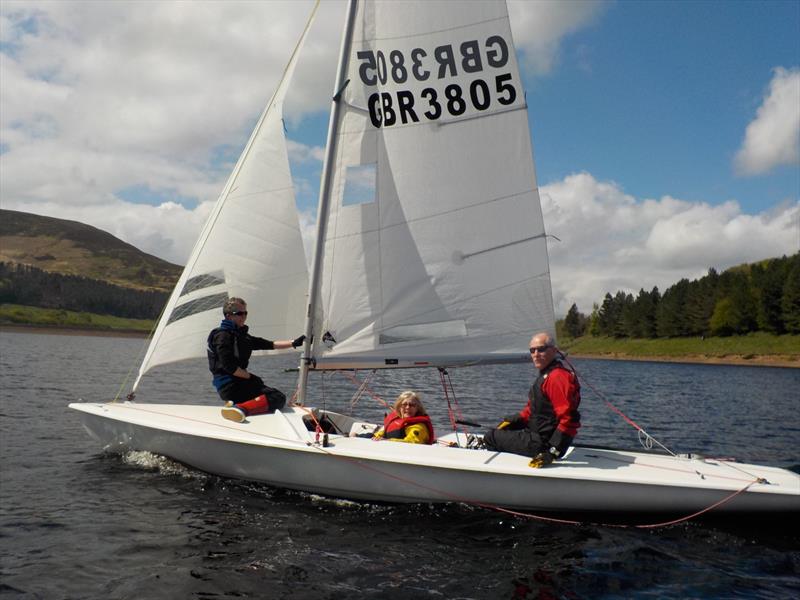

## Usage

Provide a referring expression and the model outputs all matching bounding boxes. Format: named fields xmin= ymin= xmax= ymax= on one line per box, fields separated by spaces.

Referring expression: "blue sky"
xmin=1 ymin=0 xmax=798 ymax=314
xmin=524 ymin=0 xmax=799 ymax=214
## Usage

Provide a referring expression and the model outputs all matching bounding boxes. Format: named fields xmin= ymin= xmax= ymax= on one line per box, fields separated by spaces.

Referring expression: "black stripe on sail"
xmin=180 ymin=271 xmax=226 ymax=296
xmin=167 ymin=292 xmax=228 ymax=324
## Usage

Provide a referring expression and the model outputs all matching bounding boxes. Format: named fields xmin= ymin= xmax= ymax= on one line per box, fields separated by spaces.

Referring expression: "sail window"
xmin=379 ymin=320 xmax=467 ymax=344
xmin=180 ymin=271 xmax=226 ymax=296
xmin=342 ymin=163 xmax=376 ymax=206
xmin=167 ymin=292 xmax=228 ymax=324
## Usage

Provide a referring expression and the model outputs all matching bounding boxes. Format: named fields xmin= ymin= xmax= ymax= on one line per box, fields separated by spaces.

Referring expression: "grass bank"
xmin=560 ymin=333 xmax=799 ymax=367
xmin=0 ymin=303 xmax=154 ymax=334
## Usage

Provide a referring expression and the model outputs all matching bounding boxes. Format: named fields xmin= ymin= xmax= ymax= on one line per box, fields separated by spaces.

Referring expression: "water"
xmin=1 ymin=329 xmax=798 ymax=599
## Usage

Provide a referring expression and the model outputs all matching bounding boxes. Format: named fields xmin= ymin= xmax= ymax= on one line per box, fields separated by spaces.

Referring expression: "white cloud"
xmin=734 ymin=67 xmax=800 ymax=176
xmin=542 ymin=173 xmax=800 ymax=316
xmin=287 ymin=139 xmax=325 ymax=164
xmin=297 ymin=208 xmax=318 ymax=266
xmin=0 ymin=0 xmax=327 ymax=209
xmin=508 ymin=0 xmax=605 ymax=75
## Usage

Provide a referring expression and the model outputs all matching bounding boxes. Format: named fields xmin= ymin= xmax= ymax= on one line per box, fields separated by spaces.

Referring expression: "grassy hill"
xmin=0 ymin=303 xmax=154 ymax=333
xmin=560 ymin=333 xmax=799 ymax=367
xmin=0 ymin=209 xmax=181 ymax=292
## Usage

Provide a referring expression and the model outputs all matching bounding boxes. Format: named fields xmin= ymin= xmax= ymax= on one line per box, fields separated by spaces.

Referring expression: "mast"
xmin=296 ymin=0 xmax=359 ymax=405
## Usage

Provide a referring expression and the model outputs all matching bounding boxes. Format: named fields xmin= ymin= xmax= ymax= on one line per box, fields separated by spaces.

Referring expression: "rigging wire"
xmin=116 ymin=307 xmax=166 ymax=403
xmin=336 ymin=370 xmax=390 ymax=408
xmin=345 ymin=370 xmax=377 ymax=412
xmin=558 ymin=351 xmax=677 ymax=457
xmin=438 ymin=367 xmax=472 ymax=446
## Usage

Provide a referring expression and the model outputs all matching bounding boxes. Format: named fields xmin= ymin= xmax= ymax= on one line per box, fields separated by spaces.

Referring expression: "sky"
xmin=1 ymin=0 xmax=798 ymax=317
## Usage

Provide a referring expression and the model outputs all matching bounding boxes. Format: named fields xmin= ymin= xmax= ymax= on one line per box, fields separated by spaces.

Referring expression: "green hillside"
xmin=0 ymin=209 xmax=181 ymax=292
xmin=560 ymin=332 xmax=799 ymax=366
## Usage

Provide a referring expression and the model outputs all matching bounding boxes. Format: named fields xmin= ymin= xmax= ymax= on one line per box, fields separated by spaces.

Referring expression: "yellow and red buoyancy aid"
xmin=380 ymin=411 xmax=435 ymax=444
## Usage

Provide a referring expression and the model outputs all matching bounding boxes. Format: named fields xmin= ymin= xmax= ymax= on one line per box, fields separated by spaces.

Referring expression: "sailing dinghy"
xmin=70 ymin=0 xmax=799 ymax=518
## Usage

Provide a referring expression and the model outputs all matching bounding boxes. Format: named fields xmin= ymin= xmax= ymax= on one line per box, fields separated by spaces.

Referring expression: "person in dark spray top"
xmin=207 ymin=297 xmax=305 ymax=423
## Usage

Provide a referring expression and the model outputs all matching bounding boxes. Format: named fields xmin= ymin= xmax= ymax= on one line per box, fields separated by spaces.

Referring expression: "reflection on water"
xmin=1 ymin=330 xmax=798 ymax=598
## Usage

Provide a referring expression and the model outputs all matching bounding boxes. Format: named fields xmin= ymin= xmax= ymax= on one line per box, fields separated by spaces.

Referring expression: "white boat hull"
xmin=69 ymin=402 xmax=800 ymax=516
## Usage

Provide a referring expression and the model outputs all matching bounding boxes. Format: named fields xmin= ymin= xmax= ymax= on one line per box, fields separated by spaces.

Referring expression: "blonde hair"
xmin=393 ymin=390 xmax=427 ymax=416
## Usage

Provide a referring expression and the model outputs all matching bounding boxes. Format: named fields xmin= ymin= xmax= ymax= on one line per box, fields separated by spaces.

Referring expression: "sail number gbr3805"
xmin=355 ymin=35 xmax=522 ymax=129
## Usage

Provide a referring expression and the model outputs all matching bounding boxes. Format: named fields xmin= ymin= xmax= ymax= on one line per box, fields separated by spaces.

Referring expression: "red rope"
xmin=287 ymin=438 xmax=763 ymax=528
xmin=337 ymin=370 xmax=390 ymax=408
xmin=305 ymin=441 xmax=586 ymax=525
xmin=439 ymin=368 xmax=472 ymax=437
xmin=559 ymin=352 xmax=675 ymax=455
xmin=631 ymin=480 xmax=763 ymax=528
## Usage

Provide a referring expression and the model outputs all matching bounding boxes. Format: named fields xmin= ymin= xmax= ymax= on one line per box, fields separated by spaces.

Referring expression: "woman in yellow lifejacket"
xmin=372 ymin=391 xmax=435 ymax=444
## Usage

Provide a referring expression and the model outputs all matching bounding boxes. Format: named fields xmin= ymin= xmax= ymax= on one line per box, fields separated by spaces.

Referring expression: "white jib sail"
xmin=132 ymin=7 xmax=317 ymax=390
xmin=312 ymin=0 xmax=554 ymax=370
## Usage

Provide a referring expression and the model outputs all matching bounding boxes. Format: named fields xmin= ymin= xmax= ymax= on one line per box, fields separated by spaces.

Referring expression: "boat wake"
xmin=122 ymin=449 xmax=199 ymax=479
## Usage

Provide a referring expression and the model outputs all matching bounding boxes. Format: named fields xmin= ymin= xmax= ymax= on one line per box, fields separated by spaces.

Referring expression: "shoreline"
xmin=566 ymin=352 xmax=799 ymax=369
xmin=3 ymin=324 xmax=797 ymax=368
xmin=0 ymin=324 xmax=150 ymax=339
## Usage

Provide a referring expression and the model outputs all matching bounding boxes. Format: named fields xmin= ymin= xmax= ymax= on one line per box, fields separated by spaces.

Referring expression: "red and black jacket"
xmin=518 ymin=360 xmax=581 ymax=454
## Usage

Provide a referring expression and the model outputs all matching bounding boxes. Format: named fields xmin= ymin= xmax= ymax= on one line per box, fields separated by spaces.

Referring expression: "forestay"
xmin=311 ymin=0 xmax=554 ymax=370
xmin=132 ymin=10 xmax=315 ymax=389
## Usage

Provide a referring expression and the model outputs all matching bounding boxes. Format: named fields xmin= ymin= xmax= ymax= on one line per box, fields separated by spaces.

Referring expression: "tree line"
xmin=561 ymin=253 xmax=800 ymax=338
xmin=0 ymin=262 xmax=169 ymax=320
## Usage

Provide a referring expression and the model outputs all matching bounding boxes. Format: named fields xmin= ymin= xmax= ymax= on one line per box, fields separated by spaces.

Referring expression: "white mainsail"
xmin=132 ymin=7 xmax=317 ymax=389
xmin=309 ymin=0 xmax=554 ymax=370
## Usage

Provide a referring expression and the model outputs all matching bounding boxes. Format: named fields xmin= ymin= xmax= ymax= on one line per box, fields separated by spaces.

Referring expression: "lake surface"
xmin=1 ymin=329 xmax=798 ymax=599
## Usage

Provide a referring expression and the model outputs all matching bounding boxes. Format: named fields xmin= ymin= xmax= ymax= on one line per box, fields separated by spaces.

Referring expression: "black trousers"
xmin=217 ymin=375 xmax=287 ymax=411
xmin=483 ymin=427 xmax=545 ymax=458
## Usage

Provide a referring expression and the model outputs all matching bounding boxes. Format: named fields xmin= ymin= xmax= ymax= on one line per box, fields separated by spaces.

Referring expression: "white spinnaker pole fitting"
xmin=296 ymin=0 xmax=360 ymax=405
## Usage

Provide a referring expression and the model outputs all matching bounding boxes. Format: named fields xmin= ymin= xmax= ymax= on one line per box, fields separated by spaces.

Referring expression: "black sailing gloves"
xmin=292 ymin=335 xmax=306 ymax=349
xmin=529 ymin=435 xmax=573 ymax=469
xmin=529 ymin=446 xmax=559 ymax=469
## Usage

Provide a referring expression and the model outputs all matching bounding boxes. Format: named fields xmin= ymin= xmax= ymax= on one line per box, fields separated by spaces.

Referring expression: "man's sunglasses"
xmin=230 ymin=310 xmax=248 ymax=316
xmin=529 ymin=345 xmax=552 ymax=354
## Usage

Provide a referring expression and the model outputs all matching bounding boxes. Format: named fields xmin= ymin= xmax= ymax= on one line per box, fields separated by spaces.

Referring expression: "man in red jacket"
xmin=483 ymin=332 xmax=581 ymax=467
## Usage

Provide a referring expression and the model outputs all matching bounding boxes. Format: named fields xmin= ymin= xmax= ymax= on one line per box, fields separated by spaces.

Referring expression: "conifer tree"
xmin=753 ymin=257 xmax=789 ymax=333
xmin=596 ymin=293 xmax=616 ymax=336
xmin=782 ymin=258 xmax=800 ymax=333
xmin=715 ymin=270 xmax=757 ymax=334
xmin=564 ymin=303 xmax=586 ymax=338
xmin=588 ymin=303 xmax=601 ymax=336
xmin=656 ymin=279 xmax=690 ymax=337
xmin=684 ymin=269 xmax=717 ymax=335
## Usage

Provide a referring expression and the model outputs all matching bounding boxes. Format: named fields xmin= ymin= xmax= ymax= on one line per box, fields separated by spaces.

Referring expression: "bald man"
xmin=483 ymin=332 xmax=581 ymax=467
